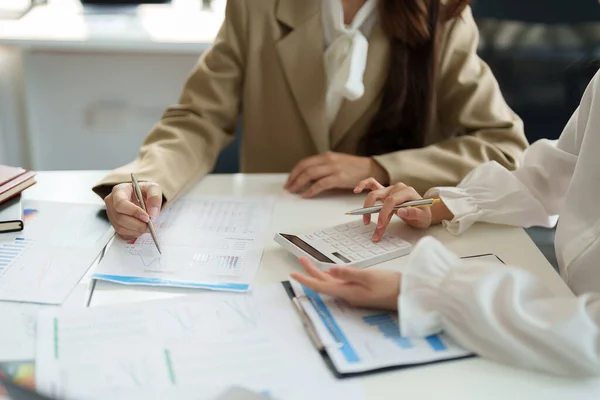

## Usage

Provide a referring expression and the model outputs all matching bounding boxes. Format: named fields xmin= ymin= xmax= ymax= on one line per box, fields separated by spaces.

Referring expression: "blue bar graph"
xmin=0 ymin=238 xmax=31 ymax=273
xmin=362 ymin=313 xmax=413 ymax=349
xmin=362 ymin=313 xmax=448 ymax=352
xmin=425 ymin=335 xmax=447 ymax=352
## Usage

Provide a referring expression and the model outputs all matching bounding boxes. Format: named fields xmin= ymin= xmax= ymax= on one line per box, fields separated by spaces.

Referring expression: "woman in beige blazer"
xmin=94 ymin=0 xmax=528 ymax=240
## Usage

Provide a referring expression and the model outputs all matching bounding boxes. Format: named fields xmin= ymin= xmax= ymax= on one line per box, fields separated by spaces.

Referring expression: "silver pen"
xmin=131 ymin=173 xmax=162 ymax=254
xmin=345 ymin=198 xmax=440 ymax=216
xmin=291 ymin=297 xmax=324 ymax=351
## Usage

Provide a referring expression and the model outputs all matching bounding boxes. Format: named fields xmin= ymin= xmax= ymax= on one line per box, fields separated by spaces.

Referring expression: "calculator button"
xmin=389 ymin=238 xmax=407 ymax=246
xmin=330 ymin=233 xmax=345 ymax=240
xmin=381 ymin=243 xmax=397 ymax=251
xmin=357 ymin=252 xmax=372 ymax=259
xmin=324 ymin=229 xmax=336 ymax=235
xmin=371 ymin=247 xmax=386 ymax=255
xmin=334 ymin=225 xmax=349 ymax=232
xmin=347 ymin=221 xmax=363 ymax=229
xmin=306 ymin=234 xmax=316 ymax=240
xmin=314 ymin=231 xmax=324 ymax=237
xmin=346 ymin=231 xmax=361 ymax=238
xmin=330 ymin=243 xmax=342 ymax=249
xmin=361 ymin=242 xmax=376 ymax=250
xmin=322 ymin=237 xmax=333 ymax=243
xmin=348 ymin=255 xmax=360 ymax=262
xmin=348 ymin=246 xmax=363 ymax=253
xmin=356 ymin=225 xmax=374 ymax=234
xmin=356 ymin=238 xmax=371 ymax=245
xmin=339 ymin=239 xmax=353 ymax=246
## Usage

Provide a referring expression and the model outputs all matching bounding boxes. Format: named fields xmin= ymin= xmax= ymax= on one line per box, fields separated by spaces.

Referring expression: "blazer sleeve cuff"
xmin=92 ymin=162 xmax=179 ymax=203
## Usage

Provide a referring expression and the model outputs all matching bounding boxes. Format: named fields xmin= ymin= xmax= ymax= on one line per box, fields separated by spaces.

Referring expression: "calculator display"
xmin=280 ymin=234 xmax=334 ymax=263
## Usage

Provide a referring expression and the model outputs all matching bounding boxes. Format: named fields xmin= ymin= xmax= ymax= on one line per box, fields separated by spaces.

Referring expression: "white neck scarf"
xmin=322 ymin=0 xmax=378 ymax=105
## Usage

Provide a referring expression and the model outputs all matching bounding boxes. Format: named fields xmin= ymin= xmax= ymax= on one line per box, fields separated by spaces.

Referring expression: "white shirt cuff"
xmin=425 ymin=187 xmax=482 ymax=235
xmin=398 ymin=236 xmax=462 ymax=338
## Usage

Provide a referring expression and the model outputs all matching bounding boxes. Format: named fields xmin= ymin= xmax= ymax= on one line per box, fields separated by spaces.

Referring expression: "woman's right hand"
xmin=104 ymin=182 xmax=163 ymax=240
xmin=353 ymin=178 xmax=435 ymax=242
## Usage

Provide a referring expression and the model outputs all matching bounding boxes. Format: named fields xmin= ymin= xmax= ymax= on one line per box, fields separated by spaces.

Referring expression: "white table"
xmin=24 ymin=171 xmax=595 ymax=400
xmin=0 ymin=0 xmax=223 ymax=169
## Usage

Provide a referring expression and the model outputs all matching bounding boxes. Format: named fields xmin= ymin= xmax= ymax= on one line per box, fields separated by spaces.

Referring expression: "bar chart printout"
xmin=291 ymin=281 xmax=472 ymax=374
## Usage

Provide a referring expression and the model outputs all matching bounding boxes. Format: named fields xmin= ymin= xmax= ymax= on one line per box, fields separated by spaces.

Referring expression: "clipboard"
xmin=283 ymin=253 xmax=505 ymax=378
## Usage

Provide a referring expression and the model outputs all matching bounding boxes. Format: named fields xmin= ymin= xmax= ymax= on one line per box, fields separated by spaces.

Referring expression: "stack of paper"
xmin=0 ymin=201 xmax=113 ymax=364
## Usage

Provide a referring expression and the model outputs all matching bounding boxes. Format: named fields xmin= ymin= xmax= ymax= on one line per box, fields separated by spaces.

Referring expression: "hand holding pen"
xmin=351 ymin=178 xmax=453 ymax=242
xmin=103 ymin=176 xmax=164 ymax=242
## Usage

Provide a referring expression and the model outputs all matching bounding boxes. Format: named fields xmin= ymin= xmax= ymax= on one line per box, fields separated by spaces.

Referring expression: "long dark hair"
xmin=360 ymin=0 xmax=471 ymax=156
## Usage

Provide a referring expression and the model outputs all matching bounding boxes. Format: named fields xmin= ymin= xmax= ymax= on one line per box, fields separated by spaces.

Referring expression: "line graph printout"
xmin=0 ymin=201 xmax=114 ymax=304
xmin=93 ymin=196 xmax=275 ymax=292
xmin=35 ymin=285 xmax=364 ymax=400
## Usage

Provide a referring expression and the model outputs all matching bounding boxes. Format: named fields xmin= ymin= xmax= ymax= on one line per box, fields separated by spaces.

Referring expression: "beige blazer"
xmin=94 ymin=0 xmax=528 ymax=201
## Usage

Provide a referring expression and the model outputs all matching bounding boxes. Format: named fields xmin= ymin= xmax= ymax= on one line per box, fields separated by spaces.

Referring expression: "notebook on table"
xmin=0 ymin=195 xmax=24 ymax=233
xmin=0 ymin=165 xmax=36 ymax=206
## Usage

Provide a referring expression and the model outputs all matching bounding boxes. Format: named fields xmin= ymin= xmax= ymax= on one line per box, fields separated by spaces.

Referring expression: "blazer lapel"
xmin=330 ymin=23 xmax=390 ymax=149
xmin=275 ymin=0 xmax=329 ymax=154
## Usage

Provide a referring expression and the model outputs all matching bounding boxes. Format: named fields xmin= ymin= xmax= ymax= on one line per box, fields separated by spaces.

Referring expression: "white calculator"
xmin=274 ymin=220 xmax=412 ymax=269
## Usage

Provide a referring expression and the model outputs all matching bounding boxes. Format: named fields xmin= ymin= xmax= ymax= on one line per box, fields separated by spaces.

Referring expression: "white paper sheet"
xmin=0 ymin=201 xmax=114 ymax=304
xmin=0 ymin=302 xmax=52 ymax=362
xmin=35 ymin=285 xmax=365 ymax=400
xmin=93 ymin=196 xmax=274 ymax=292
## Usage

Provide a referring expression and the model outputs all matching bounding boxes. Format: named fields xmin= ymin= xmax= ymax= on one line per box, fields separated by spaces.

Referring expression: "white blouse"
xmin=321 ymin=0 xmax=378 ymax=127
xmin=398 ymin=70 xmax=600 ymax=376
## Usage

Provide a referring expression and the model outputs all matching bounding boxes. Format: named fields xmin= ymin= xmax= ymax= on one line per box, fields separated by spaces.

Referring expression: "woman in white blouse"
xmin=291 ymin=70 xmax=600 ymax=376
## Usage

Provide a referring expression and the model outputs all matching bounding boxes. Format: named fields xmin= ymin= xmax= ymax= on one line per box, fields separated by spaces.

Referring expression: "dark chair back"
xmin=471 ymin=0 xmax=600 ymax=24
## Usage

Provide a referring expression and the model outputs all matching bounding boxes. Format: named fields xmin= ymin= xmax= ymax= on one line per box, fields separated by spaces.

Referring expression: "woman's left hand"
xmin=285 ymin=152 xmax=389 ymax=198
xmin=290 ymin=257 xmax=401 ymax=310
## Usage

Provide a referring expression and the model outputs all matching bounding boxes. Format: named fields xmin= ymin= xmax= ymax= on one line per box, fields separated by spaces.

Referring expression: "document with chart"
xmin=93 ymin=196 xmax=275 ymax=292
xmin=0 ymin=201 xmax=114 ymax=304
xmin=35 ymin=285 xmax=364 ymax=400
xmin=288 ymin=280 xmax=473 ymax=376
